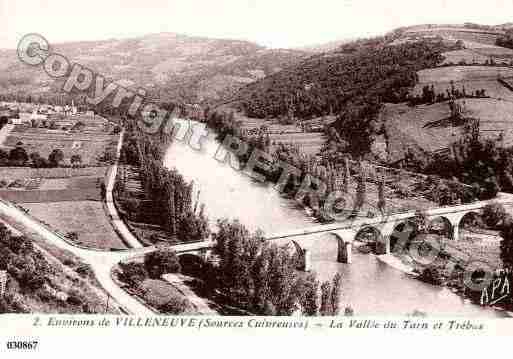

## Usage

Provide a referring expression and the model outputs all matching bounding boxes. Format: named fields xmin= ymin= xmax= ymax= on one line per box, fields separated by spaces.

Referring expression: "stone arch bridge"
xmin=164 ymin=194 xmax=513 ymax=272
xmin=264 ymin=194 xmax=513 ymax=271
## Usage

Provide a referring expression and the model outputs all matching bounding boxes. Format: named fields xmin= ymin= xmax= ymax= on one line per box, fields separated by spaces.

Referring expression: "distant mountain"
xmin=0 ymin=32 xmax=307 ymax=104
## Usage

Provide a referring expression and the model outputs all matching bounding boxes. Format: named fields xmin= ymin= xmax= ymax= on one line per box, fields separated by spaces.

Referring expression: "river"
xmin=164 ymin=127 xmax=507 ymax=317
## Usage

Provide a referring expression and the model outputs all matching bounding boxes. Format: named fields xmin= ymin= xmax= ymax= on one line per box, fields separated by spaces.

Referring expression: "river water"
xmin=164 ymin=128 xmax=506 ymax=317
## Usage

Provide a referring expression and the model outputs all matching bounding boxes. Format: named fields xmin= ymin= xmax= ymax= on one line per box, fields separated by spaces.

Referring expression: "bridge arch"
xmin=428 ymin=216 xmax=454 ymax=239
xmin=285 ymin=240 xmax=310 ymax=271
xmin=456 ymin=210 xmax=484 ymax=242
xmin=355 ymin=225 xmax=386 ymax=254
xmin=178 ymin=253 xmax=206 ymax=277
xmin=389 ymin=220 xmax=417 ymax=254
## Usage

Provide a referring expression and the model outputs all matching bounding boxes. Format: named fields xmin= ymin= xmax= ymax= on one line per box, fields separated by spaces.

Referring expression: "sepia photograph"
xmin=1 ymin=0 xmax=513 ymax=354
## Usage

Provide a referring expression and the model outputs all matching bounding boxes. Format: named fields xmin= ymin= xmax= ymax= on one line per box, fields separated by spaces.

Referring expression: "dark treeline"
xmin=235 ymin=39 xmax=456 ymax=156
xmin=207 ymin=219 xmax=343 ymax=316
xmin=496 ymin=29 xmax=513 ymax=49
xmin=205 ymin=110 xmax=387 ymax=220
xmin=408 ymin=81 xmax=488 ymax=107
xmin=118 ymin=119 xmax=209 ymax=243
xmin=237 ymin=39 xmax=454 ymax=115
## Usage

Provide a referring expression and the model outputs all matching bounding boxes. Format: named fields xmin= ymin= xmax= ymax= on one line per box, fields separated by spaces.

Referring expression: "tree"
xmin=48 ymin=149 xmax=64 ymax=167
xmin=411 ymin=210 xmax=429 ymax=235
xmin=8 ymin=146 xmax=28 ymax=166
xmin=30 ymin=152 xmax=48 ymax=168
xmin=500 ymin=217 xmax=513 ymax=270
xmin=319 ymin=281 xmax=332 ymax=316
xmin=123 ymin=198 xmax=140 ymax=221
xmin=70 ymin=154 xmax=82 ymax=167
xmin=353 ymin=162 xmax=366 ymax=215
xmin=159 ymin=297 xmax=192 ymax=315
xmin=300 ymin=273 xmax=319 ymax=316
xmin=377 ymin=176 xmax=386 ymax=215
xmin=119 ymin=262 xmax=147 ymax=286
xmin=0 ymin=149 xmax=8 ymax=166
xmin=144 ymin=248 xmax=181 ymax=279
xmin=330 ymin=273 xmax=342 ymax=315
xmin=482 ymin=203 xmax=507 ymax=229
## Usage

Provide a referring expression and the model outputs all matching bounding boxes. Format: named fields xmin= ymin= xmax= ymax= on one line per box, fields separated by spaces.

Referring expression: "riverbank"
xmin=163 ymin=128 xmax=508 ymax=317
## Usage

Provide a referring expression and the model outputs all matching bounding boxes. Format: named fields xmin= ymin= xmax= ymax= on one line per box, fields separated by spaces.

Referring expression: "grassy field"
xmin=403 ymin=25 xmax=503 ymax=45
xmin=418 ymin=66 xmax=513 ymax=83
xmin=383 ymin=102 xmax=464 ymax=158
xmin=412 ymin=66 xmax=513 ymax=103
xmin=384 ymin=62 xmax=513 ymax=161
xmin=21 ymin=201 xmax=127 ymax=250
xmin=384 ymin=98 xmax=513 ymax=160
xmin=442 ymin=46 xmax=513 ymax=66
xmin=138 ymin=279 xmax=196 ymax=314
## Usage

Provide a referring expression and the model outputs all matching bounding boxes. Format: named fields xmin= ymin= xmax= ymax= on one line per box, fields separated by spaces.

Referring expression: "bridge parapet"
xmin=265 ymin=195 xmax=513 ymax=267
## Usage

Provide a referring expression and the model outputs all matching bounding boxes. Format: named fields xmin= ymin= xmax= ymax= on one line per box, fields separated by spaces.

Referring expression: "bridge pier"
xmin=337 ymin=242 xmax=353 ymax=264
xmin=452 ymin=224 xmax=460 ymax=241
xmin=303 ymin=249 xmax=312 ymax=271
xmin=375 ymin=238 xmax=389 ymax=255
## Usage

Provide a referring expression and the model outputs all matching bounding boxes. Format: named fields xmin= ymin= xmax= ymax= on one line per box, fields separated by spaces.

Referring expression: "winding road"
xmin=0 ymin=129 xmax=213 ymax=315
xmin=0 ymin=198 xmax=156 ymax=315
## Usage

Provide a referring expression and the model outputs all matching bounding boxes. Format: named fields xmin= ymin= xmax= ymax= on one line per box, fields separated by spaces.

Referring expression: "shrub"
xmin=344 ymin=306 xmax=355 ymax=316
xmin=144 ymin=248 xmax=181 ymax=279
xmin=482 ymin=203 xmax=507 ymax=229
xmin=48 ymin=149 xmax=64 ymax=167
xmin=119 ymin=262 xmax=148 ymax=285
xmin=159 ymin=296 xmax=192 ymax=315
xmin=419 ymin=267 xmax=445 ymax=286
xmin=66 ymin=293 xmax=84 ymax=307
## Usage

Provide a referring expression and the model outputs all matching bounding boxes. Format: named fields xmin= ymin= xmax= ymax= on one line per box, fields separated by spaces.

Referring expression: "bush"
xmin=119 ymin=262 xmax=148 ymax=285
xmin=48 ymin=149 xmax=64 ymax=167
xmin=419 ymin=267 xmax=445 ymax=286
xmin=144 ymin=249 xmax=181 ymax=279
xmin=66 ymin=293 xmax=84 ymax=307
xmin=159 ymin=296 xmax=192 ymax=315
xmin=482 ymin=203 xmax=507 ymax=229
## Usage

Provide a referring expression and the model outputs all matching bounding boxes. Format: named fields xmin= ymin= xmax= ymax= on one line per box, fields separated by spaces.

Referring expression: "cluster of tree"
xmin=408 ymin=82 xmax=488 ymax=106
xmin=0 ymin=145 xmax=80 ymax=168
xmin=0 ymin=223 xmax=92 ymax=313
xmin=405 ymin=123 xmax=513 ymax=201
xmin=118 ymin=248 xmax=195 ymax=314
xmin=235 ymin=39 xmax=455 ymax=155
xmin=117 ymin=127 xmax=209 ymax=244
xmin=206 ymin=111 xmax=387 ymax=221
xmin=496 ymin=29 xmax=513 ymax=49
xmin=207 ymin=219 xmax=343 ymax=316
xmin=412 ymin=174 xmax=478 ymax=206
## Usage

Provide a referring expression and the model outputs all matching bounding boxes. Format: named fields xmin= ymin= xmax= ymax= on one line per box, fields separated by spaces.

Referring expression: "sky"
xmin=1 ymin=0 xmax=513 ymax=49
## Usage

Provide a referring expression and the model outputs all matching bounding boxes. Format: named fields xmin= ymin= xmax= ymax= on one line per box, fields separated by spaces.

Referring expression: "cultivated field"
xmin=238 ymin=117 xmax=326 ymax=156
xmin=22 ymin=201 xmax=127 ymax=250
xmin=383 ymin=102 xmax=463 ymax=157
xmin=384 ymin=97 xmax=513 ymax=160
xmin=5 ymin=125 xmax=118 ymax=166
xmin=441 ymin=49 xmax=513 ymax=66
xmin=417 ymin=66 xmax=513 ymax=83
xmin=0 ymin=173 xmax=106 ymax=203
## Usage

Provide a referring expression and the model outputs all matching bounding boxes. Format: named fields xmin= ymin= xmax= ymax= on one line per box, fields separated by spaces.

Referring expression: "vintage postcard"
xmin=1 ymin=0 xmax=513 ymax=356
